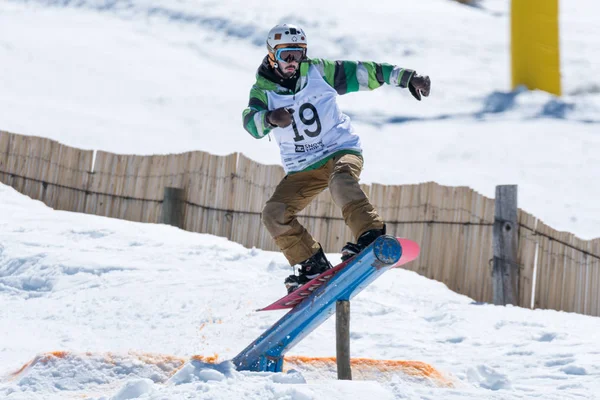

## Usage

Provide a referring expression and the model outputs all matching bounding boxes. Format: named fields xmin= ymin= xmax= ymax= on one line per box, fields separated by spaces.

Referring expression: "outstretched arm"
xmin=309 ymin=58 xmax=430 ymax=100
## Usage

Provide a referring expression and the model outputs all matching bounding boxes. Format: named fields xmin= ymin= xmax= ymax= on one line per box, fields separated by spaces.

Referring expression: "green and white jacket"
xmin=242 ymin=57 xmax=414 ymax=173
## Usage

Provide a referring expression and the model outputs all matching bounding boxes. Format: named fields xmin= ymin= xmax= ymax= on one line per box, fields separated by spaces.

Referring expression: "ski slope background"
xmin=1 ymin=0 xmax=600 ymax=399
xmin=0 ymin=0 xmax=599 ymax=239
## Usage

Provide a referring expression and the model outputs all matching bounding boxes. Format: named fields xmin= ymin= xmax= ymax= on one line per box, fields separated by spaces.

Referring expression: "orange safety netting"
xmin=284 ymin=356 xmax=453 ymax=387
xmin=9 ymin=351 xmax=452 ymax=387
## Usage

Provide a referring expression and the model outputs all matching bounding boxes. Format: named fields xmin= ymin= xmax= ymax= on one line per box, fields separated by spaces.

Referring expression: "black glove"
xmin=266 ymin=107 xmax=294 ymax=128
xmin=408 ymin=73 xmax=431 ymax=101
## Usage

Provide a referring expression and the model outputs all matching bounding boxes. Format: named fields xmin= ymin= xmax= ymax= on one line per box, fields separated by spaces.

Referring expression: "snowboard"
xmin=258 ymin=238 xmax=420 ymax=312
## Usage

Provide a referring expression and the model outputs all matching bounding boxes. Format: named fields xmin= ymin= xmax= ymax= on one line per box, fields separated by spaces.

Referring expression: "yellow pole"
xmin=511 ymin=0 xmax=561 ymax=96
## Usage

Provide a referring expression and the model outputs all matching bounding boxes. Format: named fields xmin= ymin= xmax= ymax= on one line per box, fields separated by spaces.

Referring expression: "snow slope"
xmin=1 ymin=182 xmax=600 ymax=399
xmin=0 ymin=0 xmax=599 ymax=238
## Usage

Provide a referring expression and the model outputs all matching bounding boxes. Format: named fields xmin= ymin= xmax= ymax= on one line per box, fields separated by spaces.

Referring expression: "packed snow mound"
xmin=4 ymin=351 xmax=448 ymax=400
xmin=4 ymin=351 xmax=184 ymax=398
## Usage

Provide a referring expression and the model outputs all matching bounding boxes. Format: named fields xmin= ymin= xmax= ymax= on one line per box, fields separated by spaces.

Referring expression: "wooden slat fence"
xmin=0 ymin=131 xmax=93 ymax=213
xmin=1 ymin=130 xmax=599 ymax=315
xmin=519 ymin=216 xmax=600 ymax=317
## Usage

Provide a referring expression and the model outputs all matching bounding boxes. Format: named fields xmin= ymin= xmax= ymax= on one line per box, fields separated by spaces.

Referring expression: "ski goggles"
xmin=274 ymin=47 xmax=306 ymax=63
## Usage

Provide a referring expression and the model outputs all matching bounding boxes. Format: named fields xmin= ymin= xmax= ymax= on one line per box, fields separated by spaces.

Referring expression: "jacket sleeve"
xmin=309 ymin=58 xmax=415 ymax=95
xmin=242 ymin=86 xmax=272 ymax=139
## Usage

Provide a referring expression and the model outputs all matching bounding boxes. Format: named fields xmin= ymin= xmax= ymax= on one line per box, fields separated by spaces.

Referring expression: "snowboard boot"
xmin=284 ymin=246 xmax=333 ymax=294
xmin=341 ymin=225 xmax=387 ymax=262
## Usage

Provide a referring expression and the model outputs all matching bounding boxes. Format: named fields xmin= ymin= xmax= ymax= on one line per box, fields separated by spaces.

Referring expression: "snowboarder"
xmin=242 ymin=23 xmax=431 ymax=293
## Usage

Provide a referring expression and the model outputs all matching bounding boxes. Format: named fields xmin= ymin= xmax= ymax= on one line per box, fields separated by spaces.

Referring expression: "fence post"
xmin=493 ymin=185 xmax=519 ymax=306
xmin=162 ymin=187 xmax=185 ymax=229
xmin=336 ymin=300 xmax=352 ymax=380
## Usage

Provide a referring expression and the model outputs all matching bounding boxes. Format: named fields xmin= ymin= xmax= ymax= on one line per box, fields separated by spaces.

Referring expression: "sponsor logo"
xmin=304 ymin=141 xmax=325 ymax=152
xmin=295 ymin=141 xmax=325 ymax=153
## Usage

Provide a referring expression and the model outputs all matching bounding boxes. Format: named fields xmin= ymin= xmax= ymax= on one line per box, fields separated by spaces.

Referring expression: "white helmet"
xmin=266 ymin=24 xmax=307 ymax=68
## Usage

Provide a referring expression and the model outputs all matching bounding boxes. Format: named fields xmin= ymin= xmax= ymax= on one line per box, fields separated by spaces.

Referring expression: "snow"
xmin=1 ymin=0 xmax=599 ymax=238
xmin=2 ymin=179 xmax=600 ymax=399
xmin=1 ymin=0 xmax=600 ymax=398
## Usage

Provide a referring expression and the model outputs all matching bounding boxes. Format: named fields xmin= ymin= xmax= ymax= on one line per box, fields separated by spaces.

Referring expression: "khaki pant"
xmin=262 ymin=153 xmax=384 ymax=265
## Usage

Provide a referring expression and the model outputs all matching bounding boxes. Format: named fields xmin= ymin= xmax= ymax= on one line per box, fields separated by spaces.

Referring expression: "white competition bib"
xmin=267 ymin=65 xmax=361 ymax=173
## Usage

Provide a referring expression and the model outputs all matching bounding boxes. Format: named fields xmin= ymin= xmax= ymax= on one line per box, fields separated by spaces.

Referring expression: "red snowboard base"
xmin=258 ymin=238 xmax=420 ymax=312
